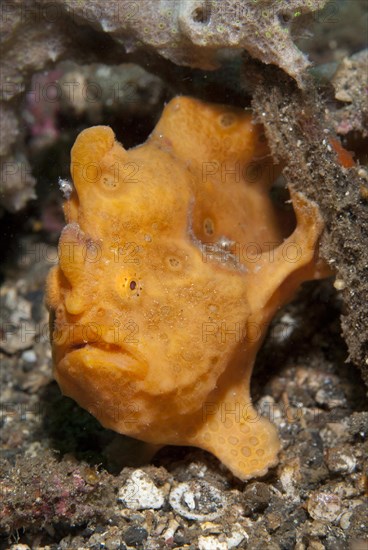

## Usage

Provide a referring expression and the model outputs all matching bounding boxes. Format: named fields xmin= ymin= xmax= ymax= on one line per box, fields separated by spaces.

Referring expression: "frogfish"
xmin=46 ymin=97 xmax=326 ymax=480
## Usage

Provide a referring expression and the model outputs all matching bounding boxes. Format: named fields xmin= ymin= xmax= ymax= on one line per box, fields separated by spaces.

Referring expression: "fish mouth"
xmin=66 ymin=340 xmax=122 ymax=355
xmin=54 ymin=341 xmax=148 ymax=434
xmin=57 ymin=340 xmax=148 ymax=380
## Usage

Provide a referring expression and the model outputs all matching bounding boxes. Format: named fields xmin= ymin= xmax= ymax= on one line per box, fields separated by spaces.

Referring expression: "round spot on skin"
xmin=102 ymin=175 xmax=118 ymax=189
xmin=218 ymin=113 xmax=236 ymax=128
xmin=250 ymin=459 xmax=259 ymax=467
xmin=129 ymin=280 xmax=137 ymax=291
xmin=231 ymin=449 xmax=238 ymax=456
xmin=241 ymin=446 xmax=251 ymax=457
xmin=203 ymin=217 xmax=215 ymax=236
xmin=240 ymin=424 xmax=250 ymax=434
xmin=250 ymin=436 xmax=259 ymax=445
xmin=239 ymin=461 xmax=246 ymax=468
xmin=228 ymin=436 xmax=239 ymax=445
xmin=256 ymin=449 xmax=265 ymax=457
xmin=166 ymin=256 xmax=182 ymax=270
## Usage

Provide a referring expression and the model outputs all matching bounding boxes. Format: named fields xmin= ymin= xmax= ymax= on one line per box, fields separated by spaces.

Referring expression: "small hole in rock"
xmin=279 ymin=13 xmax=291 ymax=26
xmin=192 ymin=5 xmax=210 ymax=24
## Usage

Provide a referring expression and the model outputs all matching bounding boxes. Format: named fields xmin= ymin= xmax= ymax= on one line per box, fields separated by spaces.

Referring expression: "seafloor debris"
xmin=329 ymin=49 xmax=368 ymax=138
xmin=0 ymin=0 xmax=327 ymax=212
xmin=56 ymin=0 xmax=328 ymax=85
xmin=249 ymin=61 xmax=368 ymax=385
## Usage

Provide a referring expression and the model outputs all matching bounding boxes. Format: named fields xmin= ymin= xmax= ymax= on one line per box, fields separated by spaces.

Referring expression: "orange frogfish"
xmin=46 ymin=97 xmax=326 ymax=481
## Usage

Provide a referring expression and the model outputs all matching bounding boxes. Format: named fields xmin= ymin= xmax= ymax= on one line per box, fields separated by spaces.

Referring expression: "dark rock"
xmin=275 ymin=508 xmax=307 ymax=549
xmin=123 ymin=526 xmax=148 ymax=547
xmin=243 ymin=482 xmax=271 ymax=515
xmin=173 ymin=528 xmax=192 ymax=545
xmin=299 ymin=432 xmax=329 ymax=485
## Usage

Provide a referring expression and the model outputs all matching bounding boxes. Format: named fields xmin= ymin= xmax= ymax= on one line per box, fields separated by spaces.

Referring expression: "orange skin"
xmin=47 ymin=97 xmax=326 ymax=480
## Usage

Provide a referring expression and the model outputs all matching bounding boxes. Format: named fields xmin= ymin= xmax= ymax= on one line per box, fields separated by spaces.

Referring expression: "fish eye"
xmin=123 ymin=276 xmax=141 ymax=297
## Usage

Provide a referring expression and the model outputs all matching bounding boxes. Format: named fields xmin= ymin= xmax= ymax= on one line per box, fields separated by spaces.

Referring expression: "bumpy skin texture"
xmin=47 ymin=97 xmax=325 ymax=480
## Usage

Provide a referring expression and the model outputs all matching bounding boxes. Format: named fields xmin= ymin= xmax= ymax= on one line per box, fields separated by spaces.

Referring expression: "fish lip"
xmin=65 ymin=341 xmax=88 ymax=353
xmin=60 ymin=340 xmax=148 ymax=379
